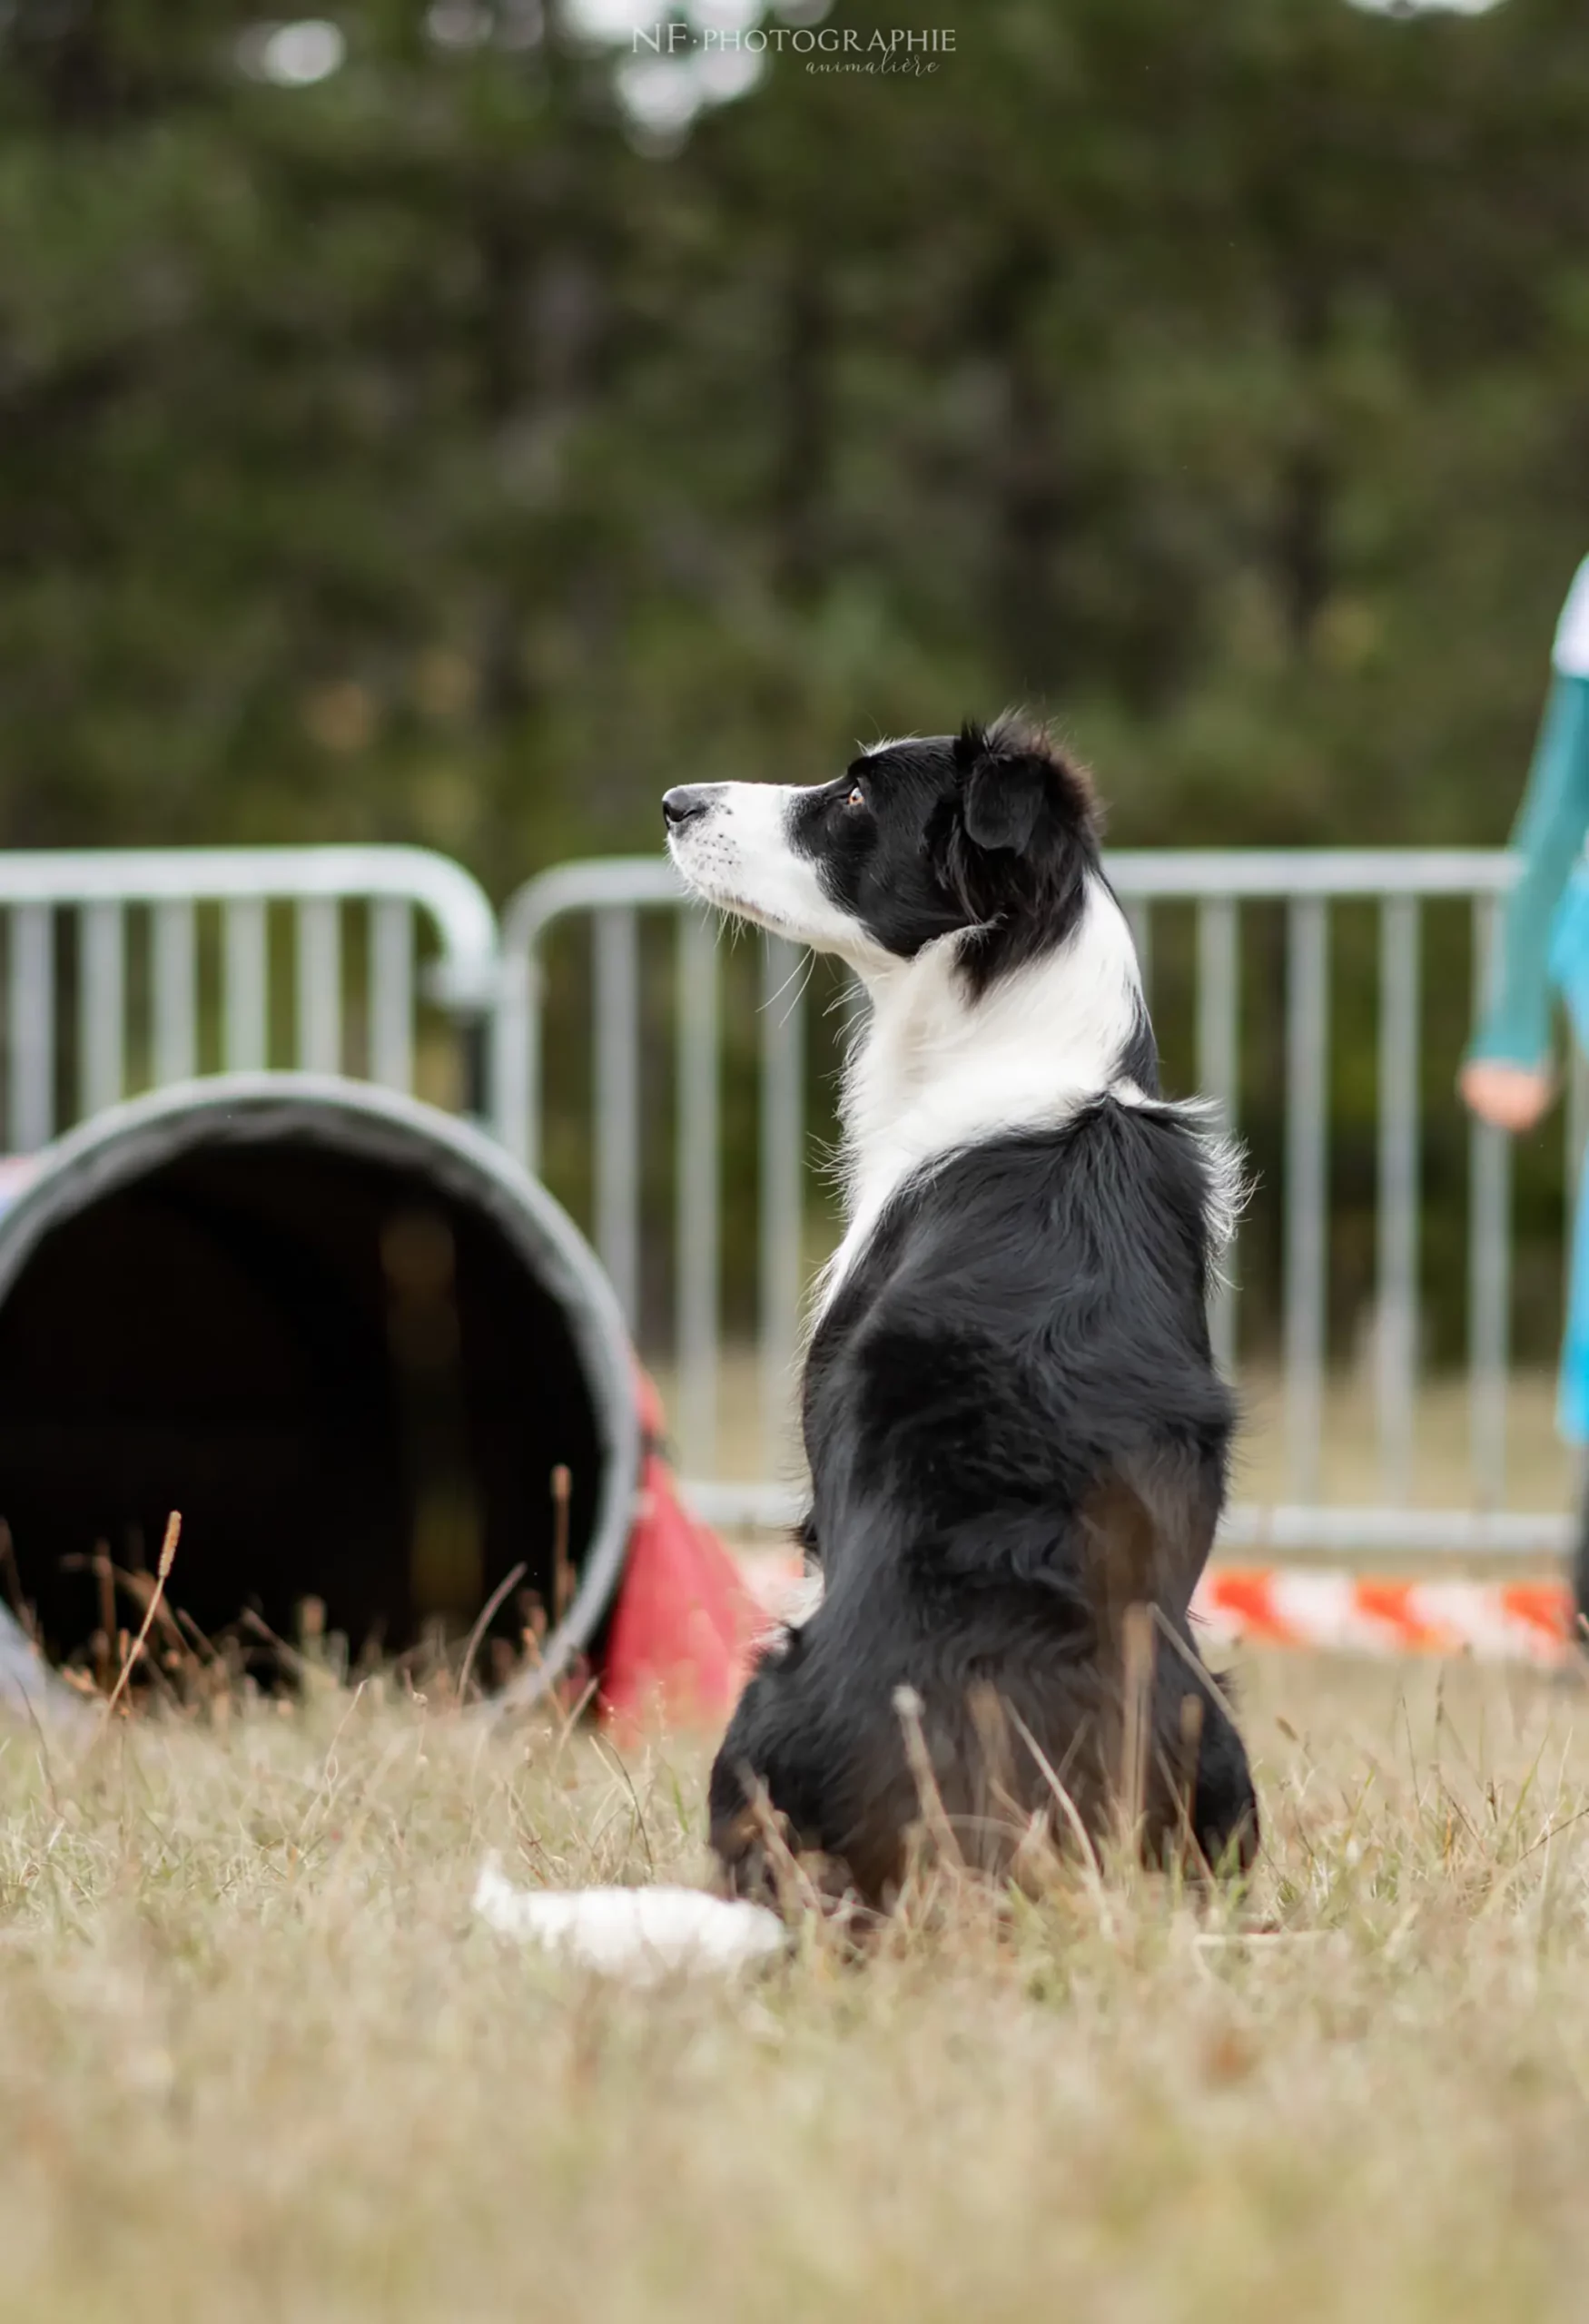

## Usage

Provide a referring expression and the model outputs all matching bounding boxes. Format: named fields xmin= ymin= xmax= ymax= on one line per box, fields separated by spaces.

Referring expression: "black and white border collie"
xmin=663 ymin=716 xmax=1258 ymax=1908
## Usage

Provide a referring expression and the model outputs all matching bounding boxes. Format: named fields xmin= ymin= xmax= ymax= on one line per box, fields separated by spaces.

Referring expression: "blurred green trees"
xmin=3 ymin=0 xmax=1587 ymax=878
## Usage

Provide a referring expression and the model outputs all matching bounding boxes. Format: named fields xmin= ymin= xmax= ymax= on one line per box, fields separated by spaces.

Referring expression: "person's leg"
xmin=1559 ymin=1141 xmax=1589 ymax=1643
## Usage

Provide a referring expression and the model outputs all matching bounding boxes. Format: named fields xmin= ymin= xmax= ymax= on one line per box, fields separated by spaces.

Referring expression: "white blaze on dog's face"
xmin=660 ymin=777 xmax=896 ymax=974
xmin=662 ymin=717 xmax=1111 ymax=997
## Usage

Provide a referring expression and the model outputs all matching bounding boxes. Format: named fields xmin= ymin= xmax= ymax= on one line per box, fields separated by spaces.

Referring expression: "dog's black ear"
xmin=931 ymin=715 xmax=1096 ymax=952
xmin=952 ymin=718 xmax=1087 ymax=858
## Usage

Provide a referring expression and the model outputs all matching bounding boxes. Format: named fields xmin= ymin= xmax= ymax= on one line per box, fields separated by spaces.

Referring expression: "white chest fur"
xmin=817 ymin=873 xmax=1147 ymax=1314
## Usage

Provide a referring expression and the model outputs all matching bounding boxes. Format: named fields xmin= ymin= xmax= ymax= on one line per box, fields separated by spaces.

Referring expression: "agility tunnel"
xmin=0 ymin=1074 xmax=747 ymax=1719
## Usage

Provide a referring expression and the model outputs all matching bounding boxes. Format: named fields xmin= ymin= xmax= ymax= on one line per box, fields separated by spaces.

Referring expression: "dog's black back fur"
xmin=710 ymin=1105 xmax=1258 ymax=1906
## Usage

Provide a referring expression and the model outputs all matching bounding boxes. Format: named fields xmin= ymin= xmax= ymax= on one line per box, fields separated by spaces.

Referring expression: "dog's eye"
xmin=845 ymin=785 xmax=865 ymax=809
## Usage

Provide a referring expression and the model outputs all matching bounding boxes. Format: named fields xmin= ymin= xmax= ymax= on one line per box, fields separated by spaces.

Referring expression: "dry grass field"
xmin=5 ymin=1649 xmax=1589 ymax=2323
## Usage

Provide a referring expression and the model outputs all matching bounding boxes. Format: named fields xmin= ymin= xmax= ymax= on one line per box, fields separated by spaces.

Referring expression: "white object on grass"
xmin=0 ymin=1603 xmax=87 ymax=1727
xmin=472 ymin=1856 xmax=786 ymax=1983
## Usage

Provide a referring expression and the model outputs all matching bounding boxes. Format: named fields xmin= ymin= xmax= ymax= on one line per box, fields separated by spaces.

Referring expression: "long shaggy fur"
xmin=662 ymin=716 xmax=1258 ymax=1909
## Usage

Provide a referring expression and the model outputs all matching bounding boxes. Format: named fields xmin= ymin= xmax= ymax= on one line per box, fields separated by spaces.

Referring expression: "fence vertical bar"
xmin=1377 ymin=895 xmax=1421 ymax=1503
xmin=676 ymin=912 xmax=720 ymax=1477
xmin=8 ymin=906 xmax=53 ymax=1152
xmin=1469 ymin=894 xmax=1511 ymax=1508
xmin=760 ymin=934 xmax=805 ymax=1478
xmin=370 ymin=899 xmax=414 ymax=1093
xmin=594 ymin=906 xmax=640 ymax=1334
xmin=296 ymin=898 xmax=341 ymax=1075
xmin=223 ymin=898 xmax=269 ymax=1071
xmin=153 ymin=901 xmax=196 ymax=1087
xmin=1196 ymin=896 xmax=1239 ymax=1373
xmin=1285 ymin=897 xmax=1329 ymax=1505
xmin=78 ymin=901 xmax=123 ymax=1120
xmin=496 ymin=950 xmax=535 ymax=1171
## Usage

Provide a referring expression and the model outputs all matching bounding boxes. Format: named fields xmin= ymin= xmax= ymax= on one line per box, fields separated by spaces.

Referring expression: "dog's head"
xmin=663 ymin=716 xmax=1100 ymax=990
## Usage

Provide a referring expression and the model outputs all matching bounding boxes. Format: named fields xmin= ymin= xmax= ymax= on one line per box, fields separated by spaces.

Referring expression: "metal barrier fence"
xmin=0 ymin=847 xmax=498 ymax=1146
xmin=496 ymin=848 xmax=1584 ymax=1560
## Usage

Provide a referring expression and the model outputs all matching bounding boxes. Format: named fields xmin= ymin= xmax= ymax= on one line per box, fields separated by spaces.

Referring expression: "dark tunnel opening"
xmin=0 ymin=1082 xmax=638 ymax=1697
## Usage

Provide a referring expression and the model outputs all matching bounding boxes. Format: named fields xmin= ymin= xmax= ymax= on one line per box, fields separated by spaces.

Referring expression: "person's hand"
xmin=1458 ymin=1059 xmax=1555 ymax=1132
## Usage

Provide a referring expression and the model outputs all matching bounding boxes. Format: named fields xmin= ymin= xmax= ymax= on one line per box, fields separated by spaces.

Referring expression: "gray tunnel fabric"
xmin=0 ymin=1076 xmax=639 ymax=1711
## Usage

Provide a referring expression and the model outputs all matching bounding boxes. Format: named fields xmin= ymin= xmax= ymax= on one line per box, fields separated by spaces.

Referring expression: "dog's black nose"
xmin=663 ymin=786 xmax=712 ymax=831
